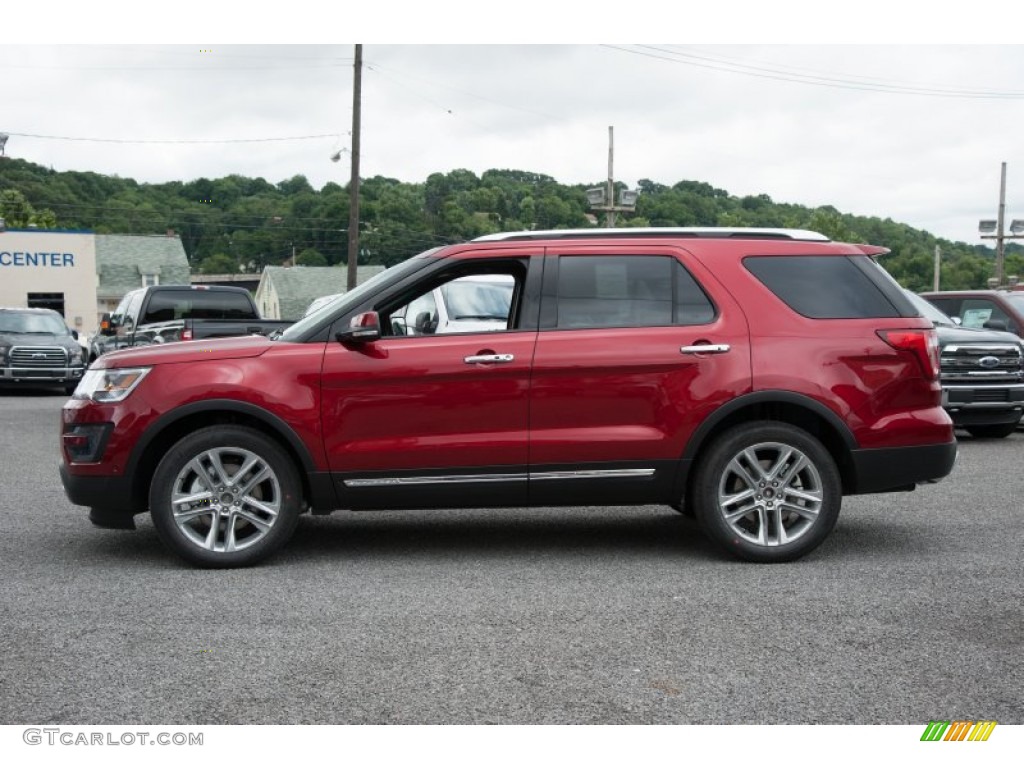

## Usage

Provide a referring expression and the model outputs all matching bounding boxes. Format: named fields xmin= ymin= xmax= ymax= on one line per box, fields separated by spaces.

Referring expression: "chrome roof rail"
xmin=472 ymin=227 xmax=830 ymax=243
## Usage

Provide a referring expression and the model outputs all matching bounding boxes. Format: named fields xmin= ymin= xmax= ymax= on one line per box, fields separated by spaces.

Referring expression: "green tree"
xmin=0 ymin=188 xmax=56 ymax=228
xmin=197 ymin=253 xmax=240 ymax=274
xmin=296 ymin=248 xmax=327 ymax=267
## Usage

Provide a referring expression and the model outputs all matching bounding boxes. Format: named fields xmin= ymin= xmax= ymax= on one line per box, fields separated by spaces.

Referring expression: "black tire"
xmin=63 ymin=383 xmax=78 ymax=396
xmin=965 ymin=423 xmax=1018 ymax=439
xmin=691 ymin=421 xmax=841 ymax=563
xmin=149 ymin=425 xmax=302 ymax=568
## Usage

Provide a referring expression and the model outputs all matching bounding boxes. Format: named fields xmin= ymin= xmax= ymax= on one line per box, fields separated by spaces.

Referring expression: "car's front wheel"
xmin=149 ymin=426 xmax=302 ymax=567
xmin=691 ymin=421 xmax=841 ymax=563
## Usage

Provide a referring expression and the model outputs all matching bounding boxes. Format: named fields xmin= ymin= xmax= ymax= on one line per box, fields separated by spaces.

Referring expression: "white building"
xmin=0 ymin=227 xmax=190 ymax=335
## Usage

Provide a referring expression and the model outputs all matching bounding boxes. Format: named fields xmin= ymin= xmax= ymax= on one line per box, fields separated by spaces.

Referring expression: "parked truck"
xmin=906 ymin=291 xmax=1024 ymax=437
xmin=89 ymin=285 xmax=293 ymax=363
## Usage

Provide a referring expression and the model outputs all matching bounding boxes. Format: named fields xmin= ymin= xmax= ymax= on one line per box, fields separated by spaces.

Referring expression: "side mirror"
xmin=69 ymin=329 xmax=79 ymax=340
xmin=336 ymin=311 xmax=381 ymax=343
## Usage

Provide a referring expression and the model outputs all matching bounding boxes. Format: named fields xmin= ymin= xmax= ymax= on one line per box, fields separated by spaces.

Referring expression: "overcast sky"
xmin=4 ymin=5 xmax=1024 ymax=244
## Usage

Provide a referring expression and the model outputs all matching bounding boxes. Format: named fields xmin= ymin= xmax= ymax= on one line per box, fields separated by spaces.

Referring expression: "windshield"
xmin=1005 ymin=293 xmax=1024 ymax=314
xmin=0 ymin=311 xmax=68 ymax=335
xmin=278 ymin=252 xmax=435 ymax=342
xmin=903 ymin=290 xmax=954 ymax=326
xmin=441 ymin=280 xmax=514 ymax=320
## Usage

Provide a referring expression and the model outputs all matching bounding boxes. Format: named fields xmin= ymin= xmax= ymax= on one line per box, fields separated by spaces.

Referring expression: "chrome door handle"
xmin=464 ymin=353 xmax=515 ymax=364
xmin=680 ymin=344 xmax=730 ymax=355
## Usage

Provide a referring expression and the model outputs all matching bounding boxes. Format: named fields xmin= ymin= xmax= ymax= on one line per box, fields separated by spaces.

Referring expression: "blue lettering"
xmin=0 ymin=251 xmax=76 ymax=266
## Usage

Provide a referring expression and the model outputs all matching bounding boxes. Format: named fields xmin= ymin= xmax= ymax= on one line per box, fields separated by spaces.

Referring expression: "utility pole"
xmin=979 ymin=162 xmax=1024 ymax=288
xmin=606 ymin=126 xmax=617 ymax=227
xmin=586 ymin=126 xmax=637 ymax=227
xmin=933 ymin=244 xmax=941 ymax=292
xmin=995 ymin=161 xmax=1007 ymax=288
xmin=346 ymin=44 xmax=363 ymax=291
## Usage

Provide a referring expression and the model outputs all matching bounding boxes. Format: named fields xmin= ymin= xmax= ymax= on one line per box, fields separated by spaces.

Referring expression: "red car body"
xmin=60 ymin=229 xmax=957 ymax=566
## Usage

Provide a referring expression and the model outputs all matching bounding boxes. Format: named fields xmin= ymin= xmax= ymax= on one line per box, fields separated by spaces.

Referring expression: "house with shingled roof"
xmin=255 ymin=265 xmax=386 ymax=320
xmin=95 ymin=233 xmax=191 ymax=316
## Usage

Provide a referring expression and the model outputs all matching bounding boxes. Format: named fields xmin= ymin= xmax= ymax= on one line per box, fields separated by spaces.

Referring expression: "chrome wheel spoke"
xmin=204 ymin=510 xmax=222 ymax=550
xmin=724 ymin=502 xmax=759 ymax=524
xmin=782 ymin=486 xmax=822 ymax=506
xmin=780 ymin=501 xmax=819 ymax=521
xmin=172 ymin=488 xmax=213 ymax=506
xmin=765 ymin=448 xmax=795 ymax=482
xmin=223 ymin=513 xmax=238 ymax=553
xmin=204 ymin=451 xmax=231 ymax=487
xmin=188 ymin=458 xmax=215 ymax=490
xmin=174 ymin=506 xmax=213 ymax=523
xmin=234 ymin=507 xmax=272 ymax=532
xmin=728 ymin=456 xmax=761 ymax=489
xmin=236 ymin=465 xmax=271 ymax=497
xmin=241 ymin=495 xmax=278 ymax=520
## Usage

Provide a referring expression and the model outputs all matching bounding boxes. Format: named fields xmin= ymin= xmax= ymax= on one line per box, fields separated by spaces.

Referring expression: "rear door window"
xmin=553 ymin=255 xmax=715 ymax=330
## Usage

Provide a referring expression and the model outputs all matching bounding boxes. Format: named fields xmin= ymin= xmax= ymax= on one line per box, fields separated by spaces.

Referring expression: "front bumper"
xmin=1 ymin=365 xmax=85 ymax=384
xmin=58 ymin=459 xmax=143 ymax=514
xmin=849 ymin=440 xmax=959 ymax=494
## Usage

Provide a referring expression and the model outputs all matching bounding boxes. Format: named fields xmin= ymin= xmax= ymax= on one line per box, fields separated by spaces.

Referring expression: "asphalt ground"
xmin=0 ymin=390 xmax=1021 ymax=724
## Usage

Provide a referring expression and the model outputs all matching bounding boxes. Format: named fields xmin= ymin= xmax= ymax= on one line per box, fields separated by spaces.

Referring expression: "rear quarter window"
xmin=744 ymin=255 xmax=914 ymax=319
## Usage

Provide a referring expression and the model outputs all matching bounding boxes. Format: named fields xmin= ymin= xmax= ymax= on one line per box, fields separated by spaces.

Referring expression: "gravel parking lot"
xmin=0 ymin=391 xmax=1021 ymax=724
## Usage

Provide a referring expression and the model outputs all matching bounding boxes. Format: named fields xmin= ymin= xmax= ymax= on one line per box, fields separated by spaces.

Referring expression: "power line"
xmin=3 ymin=131 xmax=342 ymax=145
xmin=605 ymin=45 xmax=1024 ymax=100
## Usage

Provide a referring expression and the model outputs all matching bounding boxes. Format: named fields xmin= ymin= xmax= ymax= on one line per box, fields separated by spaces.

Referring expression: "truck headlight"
xmin=69 ymin=347 xmax=84 ymax=365
xmin=74 ymin=367 xmax=151 ymax=402
xmin=0 ymin=345 xmax=7 ymax=363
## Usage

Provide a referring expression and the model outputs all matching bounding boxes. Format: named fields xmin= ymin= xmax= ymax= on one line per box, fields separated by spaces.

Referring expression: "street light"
xmin=978 ymin=162 xmax=1023 ymax=288
xmin=0 ymin=133 xmax=8 ymax=157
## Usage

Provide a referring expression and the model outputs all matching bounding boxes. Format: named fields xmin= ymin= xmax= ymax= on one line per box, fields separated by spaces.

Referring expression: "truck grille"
xmin=939 ymin=344 xmax=1023 ymax=384
xmin=9 ymin=346 xmax=69 ymax=368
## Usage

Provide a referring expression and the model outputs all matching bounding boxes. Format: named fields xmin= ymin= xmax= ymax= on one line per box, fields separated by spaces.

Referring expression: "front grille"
xmin=9 ymin=346 xmax=69 ymax=368
xmin=940 ymin=343 xmax=1023 ymax=384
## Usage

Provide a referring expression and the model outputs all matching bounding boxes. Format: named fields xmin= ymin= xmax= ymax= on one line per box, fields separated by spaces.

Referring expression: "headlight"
xmin=74 ymin=367 xmax=151 ymax=402
xmin=69 ymin=347 xmax=84 ymax=364
xmin=0 ymin=344 xmax=7 ymax=363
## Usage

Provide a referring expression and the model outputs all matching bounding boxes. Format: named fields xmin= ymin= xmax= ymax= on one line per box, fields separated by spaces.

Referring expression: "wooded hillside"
xmin=1 ymin=158 xmax=1020 ymax=290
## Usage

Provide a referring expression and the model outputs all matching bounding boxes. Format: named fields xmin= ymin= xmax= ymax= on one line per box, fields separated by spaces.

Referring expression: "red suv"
xmin=59 ymin=228 xmax=957 ymax=567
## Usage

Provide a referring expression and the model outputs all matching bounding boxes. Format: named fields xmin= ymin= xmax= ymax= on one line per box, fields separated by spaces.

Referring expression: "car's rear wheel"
xmin=692 ymin=421 xmax=841 ymax=562
xmin=149 ymin=426 xmax=302 ymax=567
xmin=965 ymin=422 xmax=1018 ymax=439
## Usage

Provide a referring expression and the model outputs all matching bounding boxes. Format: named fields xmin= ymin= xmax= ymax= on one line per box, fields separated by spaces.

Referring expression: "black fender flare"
xmin=682 ymin=390 xmax=858 ymax=464
xmin=125 ymin=398 xmax=319 ymax=479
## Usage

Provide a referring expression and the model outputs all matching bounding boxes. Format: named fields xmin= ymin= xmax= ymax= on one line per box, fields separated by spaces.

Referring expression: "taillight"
xmin=181 ymin=328 xmax=193 ymax=341
xmin=877 ymin=328 xmax=940 ymax=380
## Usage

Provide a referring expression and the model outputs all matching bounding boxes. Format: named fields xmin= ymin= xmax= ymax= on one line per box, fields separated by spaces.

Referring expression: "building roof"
xmin=95 ymin=234 xmax=190 ymax=299
xmin=258 ymin=265 xmax=386 ymax=320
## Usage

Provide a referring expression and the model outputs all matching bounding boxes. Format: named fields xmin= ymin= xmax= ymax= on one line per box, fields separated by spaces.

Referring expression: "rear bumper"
xmin=849 ymin=440 xmax=958 ymax=494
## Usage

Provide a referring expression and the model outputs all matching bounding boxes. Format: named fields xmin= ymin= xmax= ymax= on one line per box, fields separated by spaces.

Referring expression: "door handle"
xmin=464 ymin=353 xmax=515 ymax=364
xmin=679 ymin=344 xmax=730 ymax=355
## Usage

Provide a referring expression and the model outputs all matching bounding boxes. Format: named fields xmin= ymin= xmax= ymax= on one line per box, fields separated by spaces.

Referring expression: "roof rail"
xmin=472 ymin=227 xmax=831 ymax=243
